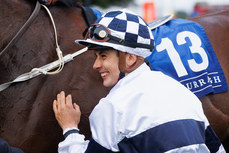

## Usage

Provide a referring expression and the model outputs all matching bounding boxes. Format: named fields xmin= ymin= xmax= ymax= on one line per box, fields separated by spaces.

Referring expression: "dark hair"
xmin=88 ymin=46 xmax=120 ymax=57
xmin=116 ymin=50 xmax=120 ymax=57
xmin=54 ymin=0 xmax=81 ymax=7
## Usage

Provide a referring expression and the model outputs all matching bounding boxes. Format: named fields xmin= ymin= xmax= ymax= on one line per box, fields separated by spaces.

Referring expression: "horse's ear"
xmin=81 ymin=7 xmax=97 ymax=26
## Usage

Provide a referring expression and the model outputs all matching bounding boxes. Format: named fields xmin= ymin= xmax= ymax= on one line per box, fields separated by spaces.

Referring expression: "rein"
xmin=0 ymin=47 xmax=88 ymax=92
xmin=0 ymin=2 xmax=88 ymax=92
xmin=0 ymin=1 xmax=41 ymax=57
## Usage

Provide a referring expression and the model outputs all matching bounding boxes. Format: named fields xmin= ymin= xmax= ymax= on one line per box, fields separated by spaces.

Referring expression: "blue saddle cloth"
xmin=146 ymin=19 xmax=228 ymax=98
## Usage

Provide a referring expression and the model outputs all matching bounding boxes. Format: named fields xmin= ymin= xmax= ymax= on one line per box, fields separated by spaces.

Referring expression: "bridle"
xmin=0 ymin=1 xmax=88 ymax=92
xmin=0 ymin=1 xmax=41 ymax=57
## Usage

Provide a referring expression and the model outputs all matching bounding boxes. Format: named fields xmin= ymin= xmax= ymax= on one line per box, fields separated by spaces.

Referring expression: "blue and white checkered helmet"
xmin=76 ymin=9 xmax=154 ymax=58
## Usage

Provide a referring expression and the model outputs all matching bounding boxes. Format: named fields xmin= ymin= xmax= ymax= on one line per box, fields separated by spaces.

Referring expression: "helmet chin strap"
xmin=118 ymin=72 xmax=125 ymax=80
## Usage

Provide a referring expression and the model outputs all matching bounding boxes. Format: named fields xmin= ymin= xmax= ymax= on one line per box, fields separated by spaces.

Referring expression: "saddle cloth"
xmin=146 ymin=18 xmax=228 ymax=98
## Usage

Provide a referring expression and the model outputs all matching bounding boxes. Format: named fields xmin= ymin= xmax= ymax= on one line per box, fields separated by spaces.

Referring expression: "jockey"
xmin=52 ymin=10 xmax=226 ymax=153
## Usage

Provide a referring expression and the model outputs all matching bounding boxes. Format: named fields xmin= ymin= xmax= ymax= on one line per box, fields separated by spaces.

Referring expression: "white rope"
xmin=31 ymin=4 xmax=65 ymax=75
xmin=0 ymin=47 xmax=88 ymax=92
xmin=0 ymin=4 xmax=89 ymax=92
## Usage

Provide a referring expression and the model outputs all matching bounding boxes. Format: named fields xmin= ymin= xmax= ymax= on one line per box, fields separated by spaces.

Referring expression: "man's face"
xmin=93 ymin=49 xmax=120 ymax=87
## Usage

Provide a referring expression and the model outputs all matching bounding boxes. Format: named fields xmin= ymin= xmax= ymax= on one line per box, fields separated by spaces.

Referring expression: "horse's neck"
xmin=0 ymin=0 xmax=33 ymax=50
xmin=0 ymin=1 xmax=87 ymax=84
xmin=0 ymin=0 xmax=33 ymax=80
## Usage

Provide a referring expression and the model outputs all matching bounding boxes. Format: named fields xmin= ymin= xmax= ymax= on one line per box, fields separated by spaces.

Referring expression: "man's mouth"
xmin=101 ymin=72 xmax=108 ymax=79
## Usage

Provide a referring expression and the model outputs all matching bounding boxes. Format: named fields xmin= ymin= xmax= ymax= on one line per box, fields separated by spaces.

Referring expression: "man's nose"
xmin=93 ymin=58 xmax=102 ymax=70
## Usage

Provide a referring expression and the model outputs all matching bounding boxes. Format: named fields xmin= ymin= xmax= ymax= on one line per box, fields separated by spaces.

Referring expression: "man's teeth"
xmin=101 ymin=73 xmax=107 ymax=77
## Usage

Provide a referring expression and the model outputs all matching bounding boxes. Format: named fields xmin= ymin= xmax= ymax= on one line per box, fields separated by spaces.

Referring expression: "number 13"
xmin=156 ymin=31 xmax=209 ymax=77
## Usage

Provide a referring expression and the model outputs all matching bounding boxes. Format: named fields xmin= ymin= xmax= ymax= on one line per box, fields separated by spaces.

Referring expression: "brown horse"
xmin=0 ymin=0 xmax=109 ymax=152
xmin=190 ymin=10 xmax=229 ymax=151
xmin=0 ymin=0 xmax=228 ymax=152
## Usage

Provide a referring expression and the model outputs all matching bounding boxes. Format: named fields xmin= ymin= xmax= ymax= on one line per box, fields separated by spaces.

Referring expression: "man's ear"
xmin=126 ymin=53 xmax=137 ymax=68
xmin=119 ymin=52 xmax=144 ymax=74
xmin=125 ymin=53 xmax=144 ymax=72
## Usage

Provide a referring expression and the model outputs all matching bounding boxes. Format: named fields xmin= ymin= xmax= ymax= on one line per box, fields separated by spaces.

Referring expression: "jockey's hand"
xmin=53 ymin=91 xmax=81 ymax=131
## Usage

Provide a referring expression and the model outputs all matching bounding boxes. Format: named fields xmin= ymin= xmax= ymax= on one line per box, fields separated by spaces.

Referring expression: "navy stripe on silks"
xmin=205 ymin=126 xmax=221 ymax=152
xmin=85 ymin=138 xmax=118 ymax=153
xmin=63 ymin=129 xmax=79 ymax=139
xmin=118 ymin=119 xmax=205 ymax=153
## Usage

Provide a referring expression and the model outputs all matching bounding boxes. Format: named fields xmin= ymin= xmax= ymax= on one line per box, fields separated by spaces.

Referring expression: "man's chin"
xmin=103 ymin=82 xmax=118 ymax=88
xmin=103 ymin=83 xmax=111 ymax=88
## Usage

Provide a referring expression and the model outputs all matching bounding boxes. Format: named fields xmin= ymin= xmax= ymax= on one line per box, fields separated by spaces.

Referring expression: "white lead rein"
xmin=0 ymin=47 xmax=88 ymax=92
xmin=0 ymin=4 xmax=88 ymax=92
xmin=35 ymin=4 xmax=64 ymax=75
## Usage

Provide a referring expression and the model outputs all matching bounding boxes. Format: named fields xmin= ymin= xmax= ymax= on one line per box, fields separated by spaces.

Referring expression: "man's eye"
xmin=101 ymin=54 xmax=106 ymax=58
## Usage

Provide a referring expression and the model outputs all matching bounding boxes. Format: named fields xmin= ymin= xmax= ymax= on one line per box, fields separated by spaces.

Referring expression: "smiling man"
xmin=52 ymin=10 xmax=225 ymax=153
xmin=92 ymin=48 xmax=120 ymax=87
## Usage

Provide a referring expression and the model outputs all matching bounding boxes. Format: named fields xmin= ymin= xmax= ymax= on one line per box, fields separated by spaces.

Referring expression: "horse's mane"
xmin=53 ymin=0 xmax=82 ymax=7
xmin=27 ymin=0 xmax=82 ymax=7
